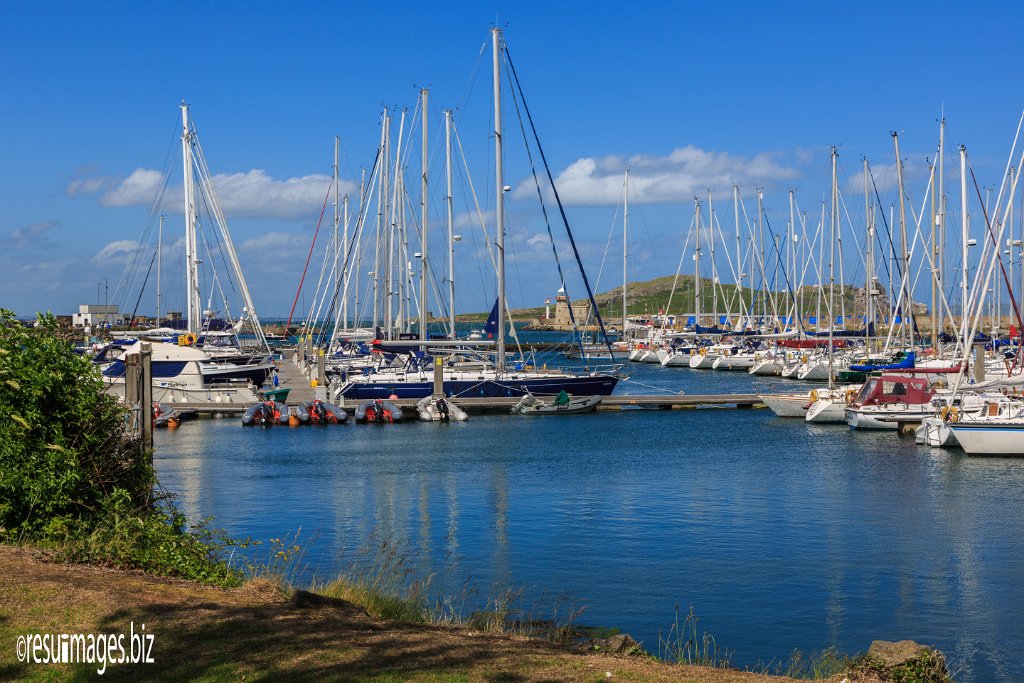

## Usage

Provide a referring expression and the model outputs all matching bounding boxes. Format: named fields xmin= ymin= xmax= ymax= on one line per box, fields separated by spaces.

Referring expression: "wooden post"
xmin=433 ymin=355 xmax=443 ymax=397
xmin=317 ymin=348 xmax=326 ymax=386
xmin=139 ymin=343 xmax=153 ymax=455
xmin=973 ymin=343 xmax=986 ymax=383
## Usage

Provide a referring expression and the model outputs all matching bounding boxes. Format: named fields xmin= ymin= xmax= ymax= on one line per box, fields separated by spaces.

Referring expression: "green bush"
xmin=0 ymin=310 xmax=241 ymax=586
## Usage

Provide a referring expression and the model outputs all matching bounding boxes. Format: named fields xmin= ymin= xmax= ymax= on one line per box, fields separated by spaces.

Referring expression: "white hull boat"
xmin=759 ymin=392 xmax=812 ymax=418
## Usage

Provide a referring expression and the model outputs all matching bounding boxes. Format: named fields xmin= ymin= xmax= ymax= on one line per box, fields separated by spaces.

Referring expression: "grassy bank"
xmin=1 ymin=545 xmax=821 ymax=682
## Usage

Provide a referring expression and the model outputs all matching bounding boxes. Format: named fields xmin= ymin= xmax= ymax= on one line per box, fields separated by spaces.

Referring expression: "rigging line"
xmin=321 ymin=149 xmax=384 ymax=346
xmin=505 ymin=57 xmax=586 ymax=362
xmin=582 ymin=194 xmax=622 ymax=328
xmin=969 ymin=162 xmax=1024 ymax=354
xmin=128 ymin=249 xmax=158 ymax=325
xmin=503 ymin=44 xmax=615 ymax=360
xmin=867 ymin=164 xmax=898 ymax=292
xmin=285 ymin=179 xmax=334 ymax=332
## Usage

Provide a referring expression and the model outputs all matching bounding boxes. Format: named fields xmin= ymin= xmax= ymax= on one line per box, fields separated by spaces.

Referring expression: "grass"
xmin=657 ymin=604 xmax=732 ymax=669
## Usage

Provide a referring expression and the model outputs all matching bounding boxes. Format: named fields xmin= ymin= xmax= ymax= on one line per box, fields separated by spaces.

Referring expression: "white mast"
xmin=893 ymin=132 xmax=912 ymax=347
xmin=757 ymin=188 xmax=766 ymax=327
xmin=156 ymin=213 xmax=163 ymax=324
xmin=373 ymin=110 xmax=388 ymax=336
xmin=333 ymin=136 xmax=341 ymax=330
xmin=694 ymin=197 xmax=702 ymax=327
xmin=734 ymin=186 xmax=743 ymax=328
xmin=180 ymin=102 xmax=201 ymax=336
xmin=342 ymin=193 xmax=349 ymax=329
xmin=828 ymin=147 xmax=837 ymax=387
xmin=864 ymin=159 xmax=875 ymax=348
xmin=420 ymin=88 xmax=429 ymax=342
xmin=957 ymin=148 xmax=968 ymax=346
xmin=493 ymin=27 xmax=506 ymax=371
xmin=788 ymin=190 xmax=796 ymax=329
xmin=623 ymin=168 xmax=629 ymax=336
xmin=709 ymin=189 xmax=717 ymax=326
xmin=445 ymin=109 xmax=455 ymax=340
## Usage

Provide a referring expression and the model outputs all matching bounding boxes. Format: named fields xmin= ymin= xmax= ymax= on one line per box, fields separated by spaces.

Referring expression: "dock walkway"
xmin=166 ymin=353 xmax=763 ymax=416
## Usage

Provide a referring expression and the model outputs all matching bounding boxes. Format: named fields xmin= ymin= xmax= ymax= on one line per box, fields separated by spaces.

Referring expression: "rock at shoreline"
xmin=867 ymin=639 xmax=930 ymax=666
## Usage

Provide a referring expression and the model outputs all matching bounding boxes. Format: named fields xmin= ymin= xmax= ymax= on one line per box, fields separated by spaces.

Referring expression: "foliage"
xmin=773 ymin=647 xmax=851 ymax=679
xmin=850 ymin=648 xmax=953 ymax=683
xmin=657 ymin=604 xmax=732 ymax=668
xmin=0 ymin=310 xmax=151 ymax=538
xmin=0 ymin=310 xmax=241 ymax=586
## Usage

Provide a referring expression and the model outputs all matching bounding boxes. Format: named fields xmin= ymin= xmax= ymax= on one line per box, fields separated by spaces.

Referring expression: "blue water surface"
xmin=155 ymin=361 xmax=1024 ymax=682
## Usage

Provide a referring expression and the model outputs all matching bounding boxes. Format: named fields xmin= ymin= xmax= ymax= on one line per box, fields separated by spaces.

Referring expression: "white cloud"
xmin=454 ymin=209 xmax=493 ymax=231
xmin=5 ymin=220 xmax=60 ymax=250
xmin=72 ymin=168 xmax=357 ymax=222
xmin=515 ymin=146 xmax=801 ymax=206
xmin=239 ymin=231 xmax=308 ymax=254
xmin=66 ymin=177 xmax=114 ymax=196
xmin=845 ymin=158 xmax=927 ymax=195
xmin=92 ymin=240 xmax=142 ymax=264
xmin=99 ymin=168 xmax=166 ymax=207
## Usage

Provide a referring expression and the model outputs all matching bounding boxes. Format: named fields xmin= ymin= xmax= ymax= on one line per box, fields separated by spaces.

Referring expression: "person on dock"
xmin=272 ymin=368 xmax=280 ymax=388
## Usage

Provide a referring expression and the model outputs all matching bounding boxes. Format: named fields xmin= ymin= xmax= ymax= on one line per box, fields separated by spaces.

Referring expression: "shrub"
xmin=0 ymin=310 xmax=241 ymax=586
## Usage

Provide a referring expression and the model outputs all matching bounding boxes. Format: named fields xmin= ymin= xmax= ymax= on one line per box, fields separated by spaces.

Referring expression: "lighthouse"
xmin=544 ymin=298 xmax=552 ymax=319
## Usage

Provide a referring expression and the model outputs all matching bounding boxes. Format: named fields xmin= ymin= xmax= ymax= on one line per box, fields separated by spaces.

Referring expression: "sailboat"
xmin=806 ymin=148 xmax=856 ymax=422
xmin=332 ymin=29 xmax=620 ymax=401
xmin=100 ymin=103 xmax=274 ymax=404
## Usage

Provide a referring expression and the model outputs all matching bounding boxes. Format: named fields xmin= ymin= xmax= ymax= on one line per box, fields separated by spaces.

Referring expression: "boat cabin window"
xmin=854 ymin=379 xmax=876 ymax=404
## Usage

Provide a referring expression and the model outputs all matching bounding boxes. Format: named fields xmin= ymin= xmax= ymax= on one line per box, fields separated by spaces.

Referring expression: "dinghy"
xmin=298 ymin=400 xmax=349 ymax=424
xmin=416 ymin=396 xmax=468 ymax=422
xmin=354 ymin=399 xmax=403 ymax=423
xmin=242 ymin=400 xmax=290 ymax=426
xmin=511 ymin=391 xmax=602 ymax=416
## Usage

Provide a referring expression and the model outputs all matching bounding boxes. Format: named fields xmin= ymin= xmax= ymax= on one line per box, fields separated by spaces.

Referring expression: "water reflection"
xmin=154 ymin=399 xmax=1024 ymax=682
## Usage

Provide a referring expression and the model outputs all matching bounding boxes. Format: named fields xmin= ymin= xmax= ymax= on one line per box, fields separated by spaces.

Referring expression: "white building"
xmin=72 ymin=304 xmax=124 ymax=328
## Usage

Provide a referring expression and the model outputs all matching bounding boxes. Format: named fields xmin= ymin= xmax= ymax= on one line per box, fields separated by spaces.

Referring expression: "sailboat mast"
xmin=960 ymin=146 xmax=970 ymax=349
xmin=694 ymin=198 xmax=702 ymax=327
xmin=373 ymin=110 xmax=387 ymax=335
xmin=734 ymin=186 xmax=743 ymax=328
xmin=623 ymin=168 xmax=629 ymax=338
xmin=709 ymin=190 xmax=717 ymax=326
xmin=445 ymin=110 xmax=455 ymax=340
xmin=757 ymin=188 xmax=765 ymax=328
xmin=492 ymin=27 xmax=506 ymax=372
xmin=789 ymin=191 xmax=796 ymax=329
xmin=893 ymin=132 xmax=912 ymax=348
xmin=934 ymin=118 xmax=945 ymax=347
xmin=342 ymin=194 xmax=349 ymax=329
xmin=420 ymin=88 xmax=429 ymax=342
xmin=156 ymin=214 xmax=163 ymax=324
xmin=828 ymin=147 xmax=837 ymax=387
xmin=180 ymin=103 xmax=201 ymax=336
xmin=333 ymin=136 xmax=341 ymax=330
xmin=864 ymin=159 xmax=874 ymax=349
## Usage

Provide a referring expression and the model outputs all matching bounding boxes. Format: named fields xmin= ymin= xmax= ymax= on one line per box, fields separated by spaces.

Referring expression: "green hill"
xmin=458 ymin=275 xmax=886 ymax=323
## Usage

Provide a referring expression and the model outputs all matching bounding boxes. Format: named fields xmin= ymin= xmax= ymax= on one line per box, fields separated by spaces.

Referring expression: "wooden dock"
xmin=164 ymin=394 xmax=763 ymax=416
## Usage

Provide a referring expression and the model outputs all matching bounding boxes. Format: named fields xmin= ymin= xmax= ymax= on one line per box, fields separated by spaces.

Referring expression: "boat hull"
xmin=949 ymin=423 xmax=1024 ymax=455
xmin=759 ymin=393 xmax=810 ymax=418
xmin=338 ymin=374 xmax=620 ymax=400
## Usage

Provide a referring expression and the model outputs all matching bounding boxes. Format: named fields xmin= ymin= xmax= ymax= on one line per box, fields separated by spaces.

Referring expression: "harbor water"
xmin=155 ymin=360 xmax=1024 ymax=681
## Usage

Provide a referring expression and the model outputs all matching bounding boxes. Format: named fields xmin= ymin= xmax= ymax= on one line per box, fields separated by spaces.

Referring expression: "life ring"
xmin=947 ymin=407 xmax=959 ymax=423
xmin=940 ymin=406 xmax=950 ymax=421
xmin=180 ymin=333 xmax=197 ymax=346
xmin=809 ymin=389 xmax=819 ymax=403
xmin=845 ymin=389 xmax=856 ymax=404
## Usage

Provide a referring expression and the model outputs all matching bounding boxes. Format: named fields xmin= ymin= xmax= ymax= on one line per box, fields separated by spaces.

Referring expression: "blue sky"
xmin=2 ymin=1 xmax=1023 ymax=319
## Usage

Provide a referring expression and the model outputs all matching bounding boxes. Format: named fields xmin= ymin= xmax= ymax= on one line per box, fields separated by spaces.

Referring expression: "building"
xmin=72 ymin=304 xmax=124 ymax=328
xmin=552 ymin=287 xmax=591 ymax=327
